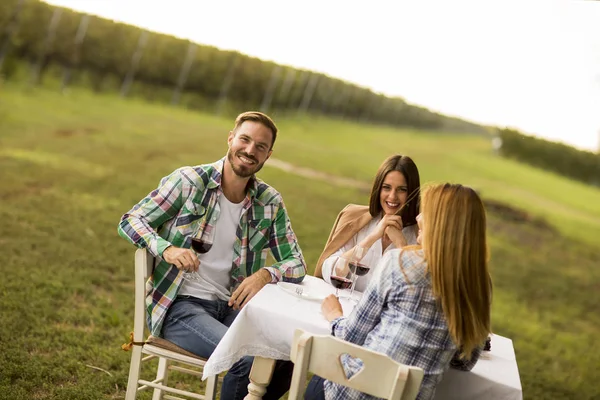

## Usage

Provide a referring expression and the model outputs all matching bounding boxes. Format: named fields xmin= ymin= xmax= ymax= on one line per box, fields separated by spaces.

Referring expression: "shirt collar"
xmin=208 ymin=157 xmax=260 ymax=203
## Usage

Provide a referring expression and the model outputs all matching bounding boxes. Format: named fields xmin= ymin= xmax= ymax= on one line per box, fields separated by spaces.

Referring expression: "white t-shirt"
xmin=178 ymin=194 xmax=244 ymax=301
xmin=321 ymin=216 xmax=418 ymax=293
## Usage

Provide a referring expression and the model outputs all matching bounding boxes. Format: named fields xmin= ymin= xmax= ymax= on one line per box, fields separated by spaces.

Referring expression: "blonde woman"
xmin=315 ymin=154 xmax=421 ymax=292
xmin=306 ymin=183 xmax=493 ymax=400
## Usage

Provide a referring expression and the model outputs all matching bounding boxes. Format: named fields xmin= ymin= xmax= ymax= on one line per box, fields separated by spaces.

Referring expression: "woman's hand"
xmin=385 ymin=225 xmax=408 ymax=248
xmin=369 ymin=214 xmax=403 ymax=241
xmin=321 ymin=294 xmax=344 ymax=322
xmin=356 ymin=215 xmax=403 ymax=256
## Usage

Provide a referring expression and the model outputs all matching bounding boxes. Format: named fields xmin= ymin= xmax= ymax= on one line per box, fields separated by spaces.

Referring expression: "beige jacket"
xmin=314 ymin=204 xmax=373 ymax=278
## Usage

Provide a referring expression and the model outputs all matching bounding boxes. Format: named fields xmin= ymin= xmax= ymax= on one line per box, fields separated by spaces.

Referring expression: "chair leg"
xmin=125 ymin=346 xmax=143 ymax=400
xmin=152 ymin=357 xmax=170 ymax=400
xmin=204 ymin=373 xmax=218 ymax=400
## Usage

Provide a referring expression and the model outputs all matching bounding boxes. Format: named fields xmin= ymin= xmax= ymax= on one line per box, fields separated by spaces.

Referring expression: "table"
xmin=202 ymin=276 xmax=522 ymax=400
xmin=435 ymin=334 xmax=522 ymax=399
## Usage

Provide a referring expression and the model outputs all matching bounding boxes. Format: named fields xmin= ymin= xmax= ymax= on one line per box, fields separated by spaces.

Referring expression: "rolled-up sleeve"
xmin=450 ymin=344 xmax=483 ymax=371
xmin=117 ymin=170 xmax=183 ymax=258
xmin=264 ymin=200 xmax=306 ymax=283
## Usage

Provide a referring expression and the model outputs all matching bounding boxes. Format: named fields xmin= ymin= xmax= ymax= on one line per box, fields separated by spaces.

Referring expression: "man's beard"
xmin=227 ymin=150 xmax=266 ymax=178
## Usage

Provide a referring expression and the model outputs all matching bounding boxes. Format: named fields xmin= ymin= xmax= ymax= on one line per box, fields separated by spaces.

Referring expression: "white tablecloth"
xmin=435 ymin=335 xmax=522 ymax=399
xmin=202 ymin=276 xmax=522 ymax=400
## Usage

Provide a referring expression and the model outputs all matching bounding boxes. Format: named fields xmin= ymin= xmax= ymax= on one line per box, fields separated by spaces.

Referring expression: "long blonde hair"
xmin=421 ymin=183 xmax=492 ymax=357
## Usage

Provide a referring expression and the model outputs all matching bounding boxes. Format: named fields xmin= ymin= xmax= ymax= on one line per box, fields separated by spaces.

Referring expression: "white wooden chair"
xmin=288 ymin=329 xmax=424 ymax=400
xmin=123 ymin=248 xmax=219 ymax=400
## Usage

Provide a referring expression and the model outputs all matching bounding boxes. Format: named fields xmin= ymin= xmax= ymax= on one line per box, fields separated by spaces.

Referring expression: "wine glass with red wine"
xmin=347 ymin=246 xmax=368 ymax=301
xmin=330 ymin=275 xmax=353 ymax=297
xmin=330 ymin=255 xmax=355 ymax=297
xmin=182 ymin=226 xmax=215 ymax=282
xmin=191 ymin=238 xmax=213 ymax=254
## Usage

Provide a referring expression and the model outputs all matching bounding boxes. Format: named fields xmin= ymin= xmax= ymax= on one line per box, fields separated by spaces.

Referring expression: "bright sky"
xmin=44 ymin=0 xmax=600 ymax=151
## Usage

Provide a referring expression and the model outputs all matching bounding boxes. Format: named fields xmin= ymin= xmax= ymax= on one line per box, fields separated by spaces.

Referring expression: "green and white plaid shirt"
xmin=118 ymin=158 xmax=306 ymax=336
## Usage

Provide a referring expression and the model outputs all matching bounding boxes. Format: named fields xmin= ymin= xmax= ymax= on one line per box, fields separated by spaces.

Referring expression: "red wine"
xmin=349 ymin=262 xmax=370 ymax=276
xmin=330 ymin=276 xmax=352 ymax=290
xmin=191 ymin=238 xmax=212 ymax=254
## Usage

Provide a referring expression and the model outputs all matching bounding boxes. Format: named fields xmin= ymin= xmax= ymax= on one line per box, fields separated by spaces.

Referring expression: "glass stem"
xmin=349 ymin=275 xmax=357 ymax=298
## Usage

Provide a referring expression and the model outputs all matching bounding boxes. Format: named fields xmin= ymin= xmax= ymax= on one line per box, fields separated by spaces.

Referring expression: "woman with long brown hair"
xmin=315 ymin=154 xmax=421 ymax=292
xmin=306 ymin=183 xmax=493 ymax=400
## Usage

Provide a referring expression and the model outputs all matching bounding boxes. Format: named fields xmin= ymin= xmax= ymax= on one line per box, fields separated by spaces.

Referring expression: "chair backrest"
xmin=132 ymin=248 xmax=155 ymax=343
xmin=288 ymin=329 xmax=424 ymax=400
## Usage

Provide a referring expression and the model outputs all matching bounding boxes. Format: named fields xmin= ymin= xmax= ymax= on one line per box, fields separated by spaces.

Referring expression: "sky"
xmin=43 ymin=0 xmax=600 ymax=152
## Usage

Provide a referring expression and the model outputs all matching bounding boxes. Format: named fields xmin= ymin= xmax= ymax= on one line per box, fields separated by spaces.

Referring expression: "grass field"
xmin=1 ymin=82 xmax=599 ymax=399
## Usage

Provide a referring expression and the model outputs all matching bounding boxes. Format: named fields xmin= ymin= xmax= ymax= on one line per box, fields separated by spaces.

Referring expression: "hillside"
xmin=1 ymin=83 xmax=599 ymax=399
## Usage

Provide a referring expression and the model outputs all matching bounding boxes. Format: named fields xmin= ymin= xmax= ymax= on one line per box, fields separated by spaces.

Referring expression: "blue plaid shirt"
xmin=327 ymin=249 xmax=481 ymax=400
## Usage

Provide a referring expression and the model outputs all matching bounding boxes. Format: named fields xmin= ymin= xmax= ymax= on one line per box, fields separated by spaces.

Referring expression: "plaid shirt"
xmin=326 ymin=249 xmax=481 ymax=400
xmin=118 ymin=158 xmax=306 ymax=336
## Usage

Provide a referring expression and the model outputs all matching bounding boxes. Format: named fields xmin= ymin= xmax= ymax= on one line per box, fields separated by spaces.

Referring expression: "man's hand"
xmin=321 ymin=294 xmax=343 ymax=322
xmin=163 ymin=246 xmax=200 ymax=272
xmin=228 ymin=269 xmax=272 ymax=310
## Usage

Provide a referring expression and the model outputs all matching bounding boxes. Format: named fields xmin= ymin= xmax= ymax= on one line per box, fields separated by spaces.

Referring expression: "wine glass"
xmin=182 ymin=226 xmax=215 ymax=282
xmin=330 ymin=256 xmax=353 ymax=297
xmin=330 ymin=274 xmax=353 ymax=298
xmin=191 ymin=237 xmax=213 ymax=254
xmin=347 ymin=246 xmax=369 ymax=301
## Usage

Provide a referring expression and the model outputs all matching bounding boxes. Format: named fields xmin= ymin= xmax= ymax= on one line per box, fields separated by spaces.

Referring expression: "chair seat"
xmin=144 ymin=336 xmax=208 ymax=367
xmin=125 ymin=249 xmax=218 ymax=399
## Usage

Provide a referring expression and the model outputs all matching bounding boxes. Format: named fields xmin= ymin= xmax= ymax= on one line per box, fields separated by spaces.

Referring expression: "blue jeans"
xmin=305 ymin=375 xmax=327 ymax=400
xmin=162 ymin=296 xmax=293 ymax=400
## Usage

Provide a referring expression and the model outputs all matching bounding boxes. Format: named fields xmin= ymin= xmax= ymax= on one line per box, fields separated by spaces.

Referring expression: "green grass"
xmin=1 ymin=82 xmax=599 ymax=399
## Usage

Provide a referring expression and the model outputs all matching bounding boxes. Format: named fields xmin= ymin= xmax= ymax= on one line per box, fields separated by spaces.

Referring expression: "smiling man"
xmin=118 ymin=111 xmax=306 ymax=400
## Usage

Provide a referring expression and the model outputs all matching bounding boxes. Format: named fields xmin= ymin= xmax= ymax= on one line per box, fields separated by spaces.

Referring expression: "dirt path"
xmin=266 ymin=158 xmax=370 ymax=191
xmin=267 ymin=158 xmax=600 ymax=230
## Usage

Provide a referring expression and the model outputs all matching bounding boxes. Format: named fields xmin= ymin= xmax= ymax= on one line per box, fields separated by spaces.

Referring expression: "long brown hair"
xmin=368 ymin=155 xmax=420 ymax=226
xmin=421 ymin=183 xmax=492 ymax=357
